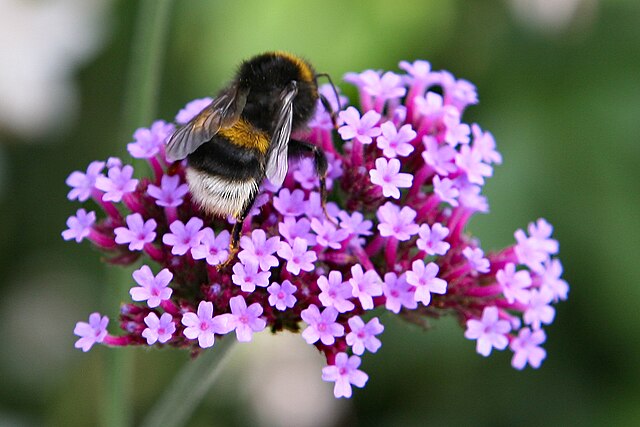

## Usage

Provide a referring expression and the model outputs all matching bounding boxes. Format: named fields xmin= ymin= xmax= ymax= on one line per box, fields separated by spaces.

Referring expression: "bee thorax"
xmin=186 ymin=167 xmax=259 ymax=217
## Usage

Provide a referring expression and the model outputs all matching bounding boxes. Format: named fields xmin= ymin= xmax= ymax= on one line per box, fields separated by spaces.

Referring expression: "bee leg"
xmin=288 ymin=139 xmax=337 ymax=225
xmin=320 ymin=94 xmax=339 ymax=129
xmin=217 ymin=191 xmax=259 ymax=270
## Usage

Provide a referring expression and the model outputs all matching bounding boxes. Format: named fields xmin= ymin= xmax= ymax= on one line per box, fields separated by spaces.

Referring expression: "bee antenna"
xmin=315 ymin=73 xmax=341 ymax=112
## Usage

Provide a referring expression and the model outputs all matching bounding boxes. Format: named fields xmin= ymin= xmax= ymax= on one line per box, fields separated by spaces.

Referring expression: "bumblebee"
xmin=166 ymin=52 xmax=337 ymax=264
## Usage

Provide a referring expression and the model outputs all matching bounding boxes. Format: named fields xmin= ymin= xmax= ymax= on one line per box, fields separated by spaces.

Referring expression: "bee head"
xmin=238 ymin=52 xmax=319 ymax=132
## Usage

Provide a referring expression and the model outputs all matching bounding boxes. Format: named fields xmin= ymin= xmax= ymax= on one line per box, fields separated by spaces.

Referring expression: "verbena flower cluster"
xmin=67 ymin=59 xmax=569 ymax=398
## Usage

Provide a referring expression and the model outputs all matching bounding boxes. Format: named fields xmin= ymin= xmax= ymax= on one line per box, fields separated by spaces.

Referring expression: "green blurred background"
xmin=1 ymin=0 xmax=639 ymax=426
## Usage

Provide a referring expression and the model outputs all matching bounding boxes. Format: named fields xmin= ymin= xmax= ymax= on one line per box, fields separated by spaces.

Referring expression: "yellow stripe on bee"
xmin=272 ymin=51 xmax=315 ymax=84
xmin=219 ymin=119 xmax=269 ymax=153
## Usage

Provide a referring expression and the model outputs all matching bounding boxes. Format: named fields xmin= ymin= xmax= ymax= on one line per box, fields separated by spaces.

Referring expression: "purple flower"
xmin=142 ymin=312 xmax=175 ymax=345
xmin=443 ymin=110 xmax=471 ymax=146
xmin=349 ymin=264 xmax=383 ymax=310
xmin=399 ymin=59 xmax=433 ymax=85
xmin=175 ymin=97 xmax=213 ymax=124
xmin=432 ymin=175 xmax=459 ymax=207
xmin=338 ymin=211 xmax=373 ymax=238
xmin=337 ymin=107 xmax=381 ymax=145
xmin=162 ymin=217 xmax=203 ymax=256
xmin=181 ymin=301 xmax=232 ymax=348
xmin=231 ymin=259 xmax=271 ymax=292
xmin=346 ymin=316 xmax=384 ymax=355
xmin=406 ymin=260 xmax=447 ymax=306
xmin=382 ymin=272 xmax=417 ymax=313
xmin=74 ymin=312 xmax=109 ymax=352
xmin=416 ymin=223 xmax=450 ymax=256
xmin=527 ymin=219 xmax=559 ymax=255
xmin=510 ymin=328 xmax=546 ymax=370
xmin=147 ymin=174 xmax=189 ymax=207
xmin=376 ymin=122 xmax=415 ymax=158
xmin=439 ymin=70 xmax=478 ymax=109
xmin=318 ymin=270 xmax=355 ymax=313
xmin=515 ymin=219 xmax=559 ymax=273
xmin=267 ymin=280 xmax=297 ymax=311
xmin=293 ymin=158 xmax=319 ymax=190
xmin=457 ymin=179 xmax=488 ymax=212
xmin=277 ymin=238 xmax=317 ymax=275
xmin=301 ymin=305 xmax=344 ymax=345
xmin=464 ymin=306 xmax=512 ymax=357
xmin=130 ymin=265 xmax=173 ymax=308
xmin=369 ymin=157 xmax=413 ymax=199
xmin=114 ymin=213 xmax=157 ymax=251
xmin=497 ymin=263 xmax=532 ymax=304
xmin=455 ymin=145 xmax=492 ymax=185
xmin=361 ymin=70 xmax=406 ymax=102
xmin=191 ymin=228 xmax=230 ymax=267
xmin=127 ymin=120 xmax=174 ymax=159
xmin=471 ymin=124 xmax=502 ymax=165
xmin=216 ymin=295 xmax=266 ymax=342
xmin=95 ymin=164 xmax=138 ymax=203
xmin=273 ymin=188 xmax=306 ymax=217
xmin=523 ymin=288 xmax=555 ymax=330
xmin=414 ymin=91 xmax=444 ymax=118
xmin=238 ymin=229 xmax=280 ymax=271
xmin=422 ymin=136 xmax=457 ymax=176
xmin=462 ymin=247 xmax=490 ymax=274
xmin=321 ymin=353 xmax=368 ymax=399
xmin=539 ymin=259 xmax=569 ymax=301
xmin=376 ymin=202 xmax=419 ymax=241
xmin=66 ymin=161 xmax=105 ymax=202
xmin=278 ymin=216 xmax=316 ymax=246
xmin=62 ymin=208 xmax=96 ymax=243
xmin=311 ymin=218 xmax=349 ymax=249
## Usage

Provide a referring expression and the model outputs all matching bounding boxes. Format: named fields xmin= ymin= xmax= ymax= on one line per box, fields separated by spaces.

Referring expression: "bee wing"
xmin=265 ymin=82 xmax=298 ymax=187
xmin=165 ymin=84 xmax=249 ymax=162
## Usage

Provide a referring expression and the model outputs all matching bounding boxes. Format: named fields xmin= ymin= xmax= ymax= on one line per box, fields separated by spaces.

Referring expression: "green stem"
xmin=140 ymin=338 xmax=238 ymax=427
xmin=120 ymin=0 xmax=174 ymax=137
xmin=103 ymin=1 xmax=173 ymax=427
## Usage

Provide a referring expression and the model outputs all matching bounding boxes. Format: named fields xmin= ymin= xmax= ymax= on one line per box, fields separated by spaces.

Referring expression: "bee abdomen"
xmin=186 ymin=167 xmax=259 ymax=217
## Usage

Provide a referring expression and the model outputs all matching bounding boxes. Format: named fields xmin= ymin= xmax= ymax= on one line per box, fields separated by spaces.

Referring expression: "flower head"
xmin=216 ymin=295 xmax=266 ymax=342
xmin=346 ymin=316 xmax=384 ymax=355
xmin=510 ymin=328 xmax=546 ymax=370
xmin=376 ymin=122 xmax=416 ymax=158
xmin=267 ymin=280 xmax=297 ymax=311
xmin=74 ymin=312 xmax=108 ymax=352
xmin=376 ymin=202 xmax=419 ymax=241
xmin=181 ymin=301 xmax=231 ymax=348
xmin=301 ymin=305 xmax=344 ymax=345
xmin=337 ymin=107 xmax=381 ymax=144
xmin=238 ymin=229 xmax=280 ymax=271
xmin=162 ymin=217 xmax=203 ymax=256
xmin=62 ymin=208 xmax=96 ymax=243
xmin=147 ymin=174 xmax=189 ymax=207
xmin=142 ymin=313 xmax=175 ymax=345
xmin=66 ymin=161 xmax=104 ymax=202
xmin=322 ymin=353 xmax=368 ymax=398
xmin=68 ymin=58 xmax=568 ymax=399
xmin=464 ymin=306 xmax=512 ymax=357
xmin=95 ymin=164 xmax=138 ymax=203
xmin=369 ymin=157 xmax=413 ymax=199
xmin=130 ymin=265 xmax=173 ymax=308
xmin=128 ymin=120 xmax=174 ymax=159
xmin=114 ymin=213 xmax=156 ymax=251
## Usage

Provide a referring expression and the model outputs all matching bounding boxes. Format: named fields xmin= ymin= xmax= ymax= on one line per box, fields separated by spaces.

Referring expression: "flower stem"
xmin=140 ymin=338 xmax=237 ymax=427
xmin=103 ymin=1 xmax=173 ymax=427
